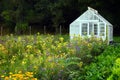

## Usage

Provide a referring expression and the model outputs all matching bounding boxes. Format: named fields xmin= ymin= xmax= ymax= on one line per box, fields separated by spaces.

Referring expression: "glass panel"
xmin=110 ymin=26 xmax=113 ymax=40
xmin=82 ymin=23 xmax=88 ymax=36
xmin=94 ymin=15 xmax=98 ymax=20
xmin=100 ymin=23 xmax=105 ymax=36
xmin=94 ymin=24 xmax=98 ymax=35
xmin=89 ymin=22 xmax=93 ymax=35
xmin=70 ymin=25 xmax=79 ymax=35
xmin=99 ymin=19 xmax=103 ymax=22
xmin=75 ymin=25 xmax=79 ymax=34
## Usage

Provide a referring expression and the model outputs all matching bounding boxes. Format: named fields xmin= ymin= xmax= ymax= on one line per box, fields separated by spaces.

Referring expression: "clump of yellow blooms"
xmin=0 ymin=34 xmax=106 ymax=79
xmin=59 ymin=37 xmax=64 ymax=42
xmin=1 ymin=71 xmax=37 ymax=80
xmin=26 ymin=45 xmax=32 ymax=49
xmin=0 ymin=44 xmax=8 ymax=54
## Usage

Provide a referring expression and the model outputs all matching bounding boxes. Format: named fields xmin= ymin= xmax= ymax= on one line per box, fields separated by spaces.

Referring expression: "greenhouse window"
xmin=82 ymin=23 xmax=88 ymax=36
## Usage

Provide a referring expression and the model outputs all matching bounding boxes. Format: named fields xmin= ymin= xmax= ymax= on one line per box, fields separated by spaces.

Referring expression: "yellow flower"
xmin=9 ymin=72 xmax=13 ymax=75
xmin=11 ymin=60 xmax=15 ymax=64
xmin=78 ymin=62 xmax=83 ymax=68
xmin=2 ymin=71 xmax=37 ymax=80
xmin=0 ymin=43 xmax=2 ymax=46
xmin=18 ymin=71 xmax=22 ymax=74
xmin=24 ymin=77 xmax=29 ymax=80
xmin=25 ymin=54 xmax=28 ymax=57
xmin=34 ymin=66 xmax=38 ymax=69
xmin=12 ymin=77 xmax=17 ymax=80
xmin=37 ymin=32 xmax=40 ymax=35
xmin=26 ymin=45 xmax=32 ymax=49
xmin=51 ymin=62 xmax=55 ymax=68
xmin=25 ymin=72 xmax=33 ymax=78
xmin=62 ymin=65 xmax=64 ymax=68
xmin=1 ymin=75 xmax=4 ymax=78
xmin=9 ymin=75 xmax=12 ymax=78
xmin=22 ymin=61 xmax=26 ymax=65
xmin=18 ymin=37 xmax=21 ymax=41
xmin=36 ymin=50 xmax=41 ymax=54
xmin=59 ymin=37 xmax=64 ymax=42
xmin=4 ymin=76 xmax=9 ymax=80
xmin=32 ymin=78 xmax=38 ymax=80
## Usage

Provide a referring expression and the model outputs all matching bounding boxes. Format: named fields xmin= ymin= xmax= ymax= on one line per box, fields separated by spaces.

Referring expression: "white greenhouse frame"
xmin=70 ymin=7 xmax=113 ymax=43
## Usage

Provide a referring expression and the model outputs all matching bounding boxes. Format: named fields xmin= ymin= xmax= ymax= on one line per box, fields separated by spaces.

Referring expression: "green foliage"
xmin=107 ymin=58 xmax=120 ymax=80
xmin=15 ymin=22 xmax=28 ymax=34
xmin=77 ymin=45 xmax=120 ymax=80
xmin=0 ymin=35 xmax=107 ymax=80
xmin=1 ymin=10 xmax=13 ymax=22
xmin=71 ymin=36 xmax=107 ymax=63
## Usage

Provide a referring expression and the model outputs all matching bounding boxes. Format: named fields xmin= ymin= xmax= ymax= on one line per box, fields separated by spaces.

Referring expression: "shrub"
xmin=107 ymin=58 xmax=120 ymax=80
xmin=0 ymin=34 xmax=108 ymax=80
xmin=77 ymin=46 xmax=120 ymax=80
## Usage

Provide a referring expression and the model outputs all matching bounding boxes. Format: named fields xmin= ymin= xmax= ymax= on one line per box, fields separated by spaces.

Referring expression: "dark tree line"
xmin=0 ymin=0 xmax=120 ymax=35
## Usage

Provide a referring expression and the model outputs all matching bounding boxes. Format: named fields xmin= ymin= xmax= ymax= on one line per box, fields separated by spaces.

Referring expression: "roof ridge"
xmin=88 ymin=7 xmax=98 ymax=14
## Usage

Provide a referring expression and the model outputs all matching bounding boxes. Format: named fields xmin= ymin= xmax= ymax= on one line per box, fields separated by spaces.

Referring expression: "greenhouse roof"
xmin=70 ymin=7 xmax=112 ymax=26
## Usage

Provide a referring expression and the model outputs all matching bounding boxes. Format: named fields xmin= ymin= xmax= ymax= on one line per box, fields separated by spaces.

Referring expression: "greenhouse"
xmin=70 ymin=7 xmax=113 ymax=43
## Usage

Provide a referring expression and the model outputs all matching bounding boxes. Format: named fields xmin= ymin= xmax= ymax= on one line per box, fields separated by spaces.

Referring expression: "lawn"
xmin=114 ymin=36 xmax=120 ymax=42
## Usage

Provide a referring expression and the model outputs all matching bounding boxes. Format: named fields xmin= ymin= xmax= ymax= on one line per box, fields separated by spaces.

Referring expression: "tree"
xmin=0 ymin=0 xmax=16 ymax=33
xmin=0 ymin=0 xmax=119 ymax=35
xmin=14 ymin=0 xmax=29 ymax=34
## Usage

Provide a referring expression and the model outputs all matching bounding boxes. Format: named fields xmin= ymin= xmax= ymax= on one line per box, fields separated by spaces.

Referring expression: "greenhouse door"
xmin=93 ymin=23 xmax=98 ymax=36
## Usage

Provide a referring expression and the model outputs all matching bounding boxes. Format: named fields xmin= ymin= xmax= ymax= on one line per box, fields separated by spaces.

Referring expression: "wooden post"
xmin=30 ymin=26 xmax=31 ymax=35
xmin=1 ymin=26 xmax=3 ymax=36
xmin=44 ymin=26 xmax=46 ymax=34
xmin=60 ymin=25 xmax=62 ymax=35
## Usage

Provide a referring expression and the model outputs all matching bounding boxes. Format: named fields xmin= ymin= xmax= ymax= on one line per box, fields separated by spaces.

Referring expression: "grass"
xmin=114 ymin=36 xmax=120 ymax=42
